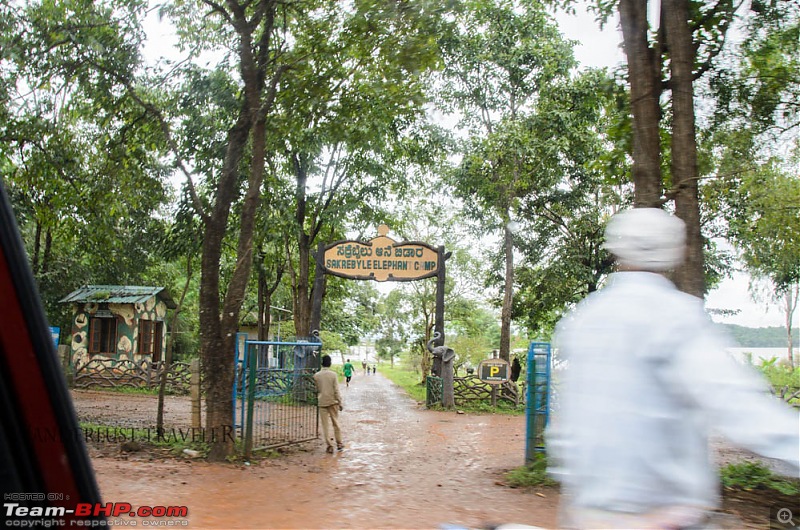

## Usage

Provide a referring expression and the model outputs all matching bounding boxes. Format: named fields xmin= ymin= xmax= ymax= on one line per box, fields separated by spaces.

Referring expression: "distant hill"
xmin=716 ymin=323 xmax=799 ymax=348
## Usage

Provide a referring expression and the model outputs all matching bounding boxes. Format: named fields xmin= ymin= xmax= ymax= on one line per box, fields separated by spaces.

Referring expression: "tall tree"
xmin=714 ymin=161 xmax=800 ymax=366
xmin=1 ymin=0 xmax=170 ymax=327
xmin=439 ymin=0 xmax=576 ymax=362
xmin=560 ymin=0 xmax=739 ymax=297
xmin=272 ymin=0 xmax=447 ymax=339
xmin=158 ymin=0 xmax=294 ymax=460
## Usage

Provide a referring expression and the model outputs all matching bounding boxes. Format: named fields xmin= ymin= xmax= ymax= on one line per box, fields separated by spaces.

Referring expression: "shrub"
xmin=505 ymin=453 xmax=557 ymax=488
xmin=720 ymin=461 xmax=800 ymax=496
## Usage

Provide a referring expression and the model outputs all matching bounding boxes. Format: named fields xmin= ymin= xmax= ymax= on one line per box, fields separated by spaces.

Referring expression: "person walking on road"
xmin=548 ymin=208 xmax=800 ymax=529
xmin=313 ymin=355 xmax=344 ymax=454
xmin=343 ymin=358 xmax=354 ymax=387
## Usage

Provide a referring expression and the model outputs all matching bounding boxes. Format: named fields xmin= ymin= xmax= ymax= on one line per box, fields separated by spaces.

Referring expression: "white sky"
xmin=141 ymin=2 xmax=792 ymax=330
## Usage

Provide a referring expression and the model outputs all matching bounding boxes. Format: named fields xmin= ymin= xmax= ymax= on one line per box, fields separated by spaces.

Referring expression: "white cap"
xmin=603 ymin=208 xmax=686 ymax=271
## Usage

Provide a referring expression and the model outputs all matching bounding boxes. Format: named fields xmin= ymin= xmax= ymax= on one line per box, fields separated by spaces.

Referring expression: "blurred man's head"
xmin=322 ymin=355 xmax=332 ymax=367
xmin=603 ymin=208 xmax=686 ymax=272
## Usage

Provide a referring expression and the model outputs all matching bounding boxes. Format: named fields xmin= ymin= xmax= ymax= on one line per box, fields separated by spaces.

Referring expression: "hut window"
xmin=88 ymin=317 xmax=117 ymax=355
xmin=138 ymin=320 xmax=163 ymax=361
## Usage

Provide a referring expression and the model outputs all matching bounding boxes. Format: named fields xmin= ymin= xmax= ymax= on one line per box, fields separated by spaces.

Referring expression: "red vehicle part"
xmin=0 ymin=179 xmax=102 ymax=521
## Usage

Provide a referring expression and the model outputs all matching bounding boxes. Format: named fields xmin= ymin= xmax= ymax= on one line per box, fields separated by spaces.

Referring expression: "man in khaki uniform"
xmin=313 ymin=355 xmax=344 ymax=453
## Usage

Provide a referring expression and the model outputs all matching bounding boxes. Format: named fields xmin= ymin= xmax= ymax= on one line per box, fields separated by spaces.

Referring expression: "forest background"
xmin=2 ymin=0 xmax=799 ymax=459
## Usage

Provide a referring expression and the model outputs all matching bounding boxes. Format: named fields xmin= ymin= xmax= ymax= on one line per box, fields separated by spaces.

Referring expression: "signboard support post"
xmin=435 ymin=246 xmax=446 ymax=348
xmin=310 ymin=241 xmax=325 ymax=336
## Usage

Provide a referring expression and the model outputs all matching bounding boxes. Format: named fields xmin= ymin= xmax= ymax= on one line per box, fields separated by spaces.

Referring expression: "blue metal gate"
xmin=233 ymin=335 xmax=321 ymax=456
xmin=525 ymin=341 xmax=552 ymax=462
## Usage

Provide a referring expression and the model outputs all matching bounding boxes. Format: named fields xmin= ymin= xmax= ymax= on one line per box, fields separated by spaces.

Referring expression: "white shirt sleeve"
xmin=670 ymin=330 xmax=800 ymax=477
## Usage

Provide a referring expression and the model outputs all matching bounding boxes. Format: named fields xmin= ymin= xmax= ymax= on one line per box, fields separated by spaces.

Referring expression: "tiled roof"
xmin=59 ymin=285 xmax=176 ymax=309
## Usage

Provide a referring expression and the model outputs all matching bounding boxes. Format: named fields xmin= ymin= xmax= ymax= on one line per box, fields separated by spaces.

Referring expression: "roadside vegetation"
xmin=504 ymin=454 xmax=557 ymax=489
xmin=720 ymin=461 xmax=800 ymax=497
xmin=5 ymin=0 xmax=799 ymax=460
xmin=378 ymin=364 xmax=427 ymax=404
xmin=748 ymin=356 xmax=800 ymax=406
xmin=379 ymin=362 xmax=525 ymax=414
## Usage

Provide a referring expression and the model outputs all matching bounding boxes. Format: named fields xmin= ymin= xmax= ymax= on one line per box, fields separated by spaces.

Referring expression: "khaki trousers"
xmin=319 ymin=405 xmax=342 ymax=448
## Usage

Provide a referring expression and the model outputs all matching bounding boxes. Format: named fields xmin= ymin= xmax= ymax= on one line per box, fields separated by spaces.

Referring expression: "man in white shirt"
xmin=548 ymin=208 xmax=800 ymax=529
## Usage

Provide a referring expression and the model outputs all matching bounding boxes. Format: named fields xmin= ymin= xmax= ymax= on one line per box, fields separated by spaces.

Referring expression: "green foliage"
xmin=505 ymin=453 xmax=556 ymax=488
xmin=719 ymin=324 xmax=800 ymax=348
xmin=323 ymin=281 xmax=382 ymax=347
xmin=720 ymin=461 xmax=800 ymax=496
xmin=318 ymin=330 xmax=348 ymax=358
xmin=725 ymin=163 xmax=800 ymax=289
xmin=1 ymin=0 xmax=171 ymax=328
xmin=457 ymin=399 xmax=524 ymax=415
xmin=754 ymin=357 xmax=800 ymax=404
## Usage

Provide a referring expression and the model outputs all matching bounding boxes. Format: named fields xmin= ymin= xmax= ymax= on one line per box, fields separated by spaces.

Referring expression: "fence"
xmin=234 ymin=337 xmax=321 ymax=458
xmin=426 ymin=375 xmax=522 ymax=408
xmin=72 ymin=357 xmax=195 ymax=395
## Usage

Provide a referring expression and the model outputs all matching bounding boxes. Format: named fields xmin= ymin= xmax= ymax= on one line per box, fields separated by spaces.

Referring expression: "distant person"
xmin=313 ymin=355 xmax=344 ymax=454
xmin=372 ymin=365 xmax=376 ymax=375
xmin=362 ymin=360 xmax=367 ymax=374
xmin=343 ymin=358 xmax=354 ymax=387
xmin=548 ymin=208 xmax=800 ymax=529
xmin=510 ymin=357 xmax=521 ymax=382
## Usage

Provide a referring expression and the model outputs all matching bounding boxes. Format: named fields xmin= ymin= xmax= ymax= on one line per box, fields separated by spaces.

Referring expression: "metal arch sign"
xmin=322 ymin=225 xmax=439 ymax=282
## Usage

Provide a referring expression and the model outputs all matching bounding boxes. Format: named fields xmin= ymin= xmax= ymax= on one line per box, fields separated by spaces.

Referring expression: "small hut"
xmin=60 ymin=285 xmax=176 ymax=367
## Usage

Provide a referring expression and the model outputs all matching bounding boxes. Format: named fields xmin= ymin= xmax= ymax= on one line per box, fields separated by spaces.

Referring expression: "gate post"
xmin=525 ymin=342 xmax=551 ymax=463
xmin=310 ymin=241 xmax=325 ymax=335
xmin=244 ymin=348 xmax=257 ymax=460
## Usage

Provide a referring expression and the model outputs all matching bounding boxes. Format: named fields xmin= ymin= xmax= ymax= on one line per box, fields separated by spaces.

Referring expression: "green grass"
xmin=757 ymin=360 xmax=800 ymax=405
xmin=720 ymin=461 xmax=800 ymax=496
xmin=505 ymin=453 xmax=557 ymax=488
xmin=379 ymin=365 xmax=427 ymax=402
xmin=455 ymin=400 xmax=525 ymax=415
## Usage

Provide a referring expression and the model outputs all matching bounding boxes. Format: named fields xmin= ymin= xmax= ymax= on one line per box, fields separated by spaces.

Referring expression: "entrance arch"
xmin=310 ymin=225 xmax=452 ymax=399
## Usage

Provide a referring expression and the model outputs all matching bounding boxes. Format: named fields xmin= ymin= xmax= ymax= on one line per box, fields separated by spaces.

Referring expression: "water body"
xmin=726 ymin=347 xmax=798 ymax=365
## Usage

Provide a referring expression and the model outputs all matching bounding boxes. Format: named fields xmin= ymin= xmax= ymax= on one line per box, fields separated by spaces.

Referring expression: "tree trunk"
xmin=32 ymin=221 xmax=41 ymax=275
xmin=157 ymin=256 xmax=192 ymax=436
xmin=619 ymin=0 xmax=663 ymax=208
xmin=42 ymin=228 xmax=52 ymax=275
xmin=499 ymin=219 xmax=513 ymax=363
xmin=664 ymin=0 xmax=704 ymax=298
xmin=785 ymin=285 xmax=798 ymax=368
xmin=291 ymin=153 xmax=313 ymax=339
xmin=199 ymin=106 xmax=251 ymax=461
xmin=258 ymin=262 xmax=268 ymax=341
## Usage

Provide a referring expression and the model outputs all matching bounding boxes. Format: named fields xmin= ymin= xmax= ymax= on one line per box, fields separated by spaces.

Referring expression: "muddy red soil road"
xmin=73 ymin=373 xmax=788 ymax=529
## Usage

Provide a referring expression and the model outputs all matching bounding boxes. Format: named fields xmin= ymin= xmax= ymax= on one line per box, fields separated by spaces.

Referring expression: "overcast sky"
xmin=142 ymin=1 xmax=792 ymax=329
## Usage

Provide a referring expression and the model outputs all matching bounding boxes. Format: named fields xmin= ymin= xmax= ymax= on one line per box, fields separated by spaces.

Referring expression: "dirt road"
xmin=82 ymin=373 xmax=559 ymax=529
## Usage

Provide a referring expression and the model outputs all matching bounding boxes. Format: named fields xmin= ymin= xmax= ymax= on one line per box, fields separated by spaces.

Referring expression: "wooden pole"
xmin=435 ymin=246 xmax=446 ymax=348
xmin=309 ymin=241 xmax=325 ymax=340
xmin=191 ymin=358 xmax=201 ymax=430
